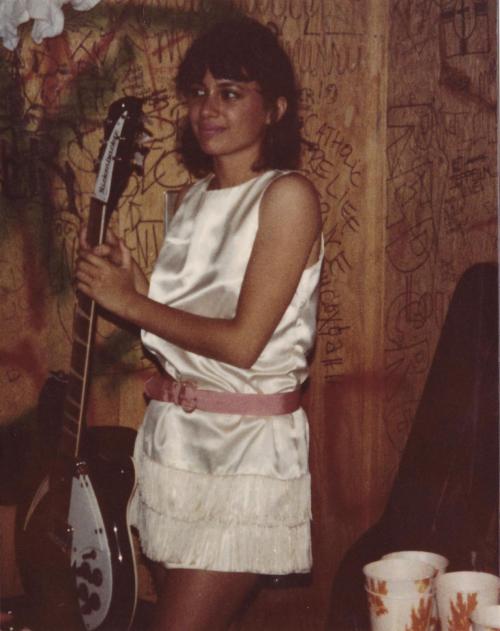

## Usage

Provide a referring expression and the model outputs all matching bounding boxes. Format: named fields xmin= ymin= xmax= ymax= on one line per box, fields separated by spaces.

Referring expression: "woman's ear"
xmin=267 ymin=96 xmax=288 ymax=124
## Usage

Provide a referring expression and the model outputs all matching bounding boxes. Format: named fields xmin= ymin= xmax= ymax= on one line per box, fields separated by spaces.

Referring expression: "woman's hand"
xmin=76 ymin=239 xmax=139 ymax=316
xmin=76 ymin=227 xmax=149 ymax=315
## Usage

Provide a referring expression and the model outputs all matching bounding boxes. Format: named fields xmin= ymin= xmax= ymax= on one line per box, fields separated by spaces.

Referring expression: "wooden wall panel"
xmin=0 ymin=0 xmax=496 ymax=629
xmin=383 ymin=0 xmax=498 ymax=493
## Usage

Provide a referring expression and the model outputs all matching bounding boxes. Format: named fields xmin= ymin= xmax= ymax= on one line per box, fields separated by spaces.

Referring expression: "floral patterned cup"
xmin=382 ymin=551 xmax=449 ymax=631
xmin=435 ymin=572 xmax=500 ymax=631
xmin=470 ymin=604 xmax=500 ymax=630
xmin=363 ymin=558 xmax=436 ymax=630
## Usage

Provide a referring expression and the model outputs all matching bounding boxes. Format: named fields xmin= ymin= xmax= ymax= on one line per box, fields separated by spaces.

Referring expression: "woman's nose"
xmin=199 ymin=91 xmax=220 ymax=116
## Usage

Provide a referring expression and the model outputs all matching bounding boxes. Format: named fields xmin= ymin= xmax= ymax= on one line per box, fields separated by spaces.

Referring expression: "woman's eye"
xmin=220 ymin=88 xmax=241 ymax=101
xmin=187 ymin=86 xmax=206 ymax=99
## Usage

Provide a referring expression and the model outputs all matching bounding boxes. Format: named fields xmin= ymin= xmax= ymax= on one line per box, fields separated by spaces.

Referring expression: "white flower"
xmin=27 ymin=0 xmax=66 ymax=43
xmin=0 ymin=0 xmax=102 ymax=50
xmin=0 ymin=0 xmax=30 ymax=50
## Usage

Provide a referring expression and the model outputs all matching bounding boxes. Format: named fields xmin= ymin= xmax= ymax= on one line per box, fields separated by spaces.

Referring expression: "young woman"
xmin=76 ymin=16 xmax=322 ymax=631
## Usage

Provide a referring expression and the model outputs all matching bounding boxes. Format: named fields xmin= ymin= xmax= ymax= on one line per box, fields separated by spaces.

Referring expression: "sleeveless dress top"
xmin=131 ymin=169 xmax=323 ymax=575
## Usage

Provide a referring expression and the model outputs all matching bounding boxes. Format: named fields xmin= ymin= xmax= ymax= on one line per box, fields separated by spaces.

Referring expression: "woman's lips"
xmin=198 ymin=125 xmax=225 ymax=139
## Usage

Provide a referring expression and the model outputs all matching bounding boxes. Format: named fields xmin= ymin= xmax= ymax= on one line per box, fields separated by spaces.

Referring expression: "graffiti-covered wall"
xmin=0 ymin=0 xmax=497 ymax=628
xmin=383 ymin=0 xmax=498 ymax=473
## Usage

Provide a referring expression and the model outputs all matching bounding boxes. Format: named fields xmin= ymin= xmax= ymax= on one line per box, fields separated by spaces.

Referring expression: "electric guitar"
xmin=16 ymin=97 xmax=146 ymax=631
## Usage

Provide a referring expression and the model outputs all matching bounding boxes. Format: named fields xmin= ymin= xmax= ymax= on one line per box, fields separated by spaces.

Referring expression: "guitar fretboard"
xmin=59 ymin=198 xmax=107 ymax=459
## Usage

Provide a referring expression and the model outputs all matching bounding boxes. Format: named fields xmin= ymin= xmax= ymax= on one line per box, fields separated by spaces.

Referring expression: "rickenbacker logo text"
xmin=94 ymin=114 xmax=127 ymax=203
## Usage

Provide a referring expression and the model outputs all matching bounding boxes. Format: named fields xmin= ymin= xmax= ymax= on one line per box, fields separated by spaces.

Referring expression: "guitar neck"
xmin=58 ymin=197 xmax=109 ymax=460
xmin=55 ymin=95 xmax=144 ymax=461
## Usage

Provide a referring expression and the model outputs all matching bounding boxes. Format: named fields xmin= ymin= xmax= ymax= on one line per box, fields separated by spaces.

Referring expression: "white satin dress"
xmin=131 ymin=169 xmax=323 ymax=575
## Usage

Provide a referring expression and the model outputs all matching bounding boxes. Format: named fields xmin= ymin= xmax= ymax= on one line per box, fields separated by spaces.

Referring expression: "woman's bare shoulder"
xmin=266 ymin=171 xmax=318 ymax=198
xmin=261 ymin=171 xmax=321 ymax=228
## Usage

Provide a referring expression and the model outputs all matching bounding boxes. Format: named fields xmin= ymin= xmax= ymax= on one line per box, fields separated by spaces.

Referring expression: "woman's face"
xmin=187 ymin=69 xmax=273 ymax=168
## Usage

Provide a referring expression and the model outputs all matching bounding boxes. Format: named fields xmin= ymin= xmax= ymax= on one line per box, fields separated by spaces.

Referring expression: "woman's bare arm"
xmin=76 ymin=173 xmax=321 ymax=369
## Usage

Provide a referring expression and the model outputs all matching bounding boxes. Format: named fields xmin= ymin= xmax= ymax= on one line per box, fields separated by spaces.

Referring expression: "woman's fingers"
xmin=75 ymin=262 xmax=95 ymax=285
xmin=93 ymin=243 xmax=112 ymax=256
xmin=81 ymin=251 xmax=106 ymax=268
xmin=78 ymin=224 xmax=123 ymax=265
xmin=76 ymin=252 xmax=106 ymax=285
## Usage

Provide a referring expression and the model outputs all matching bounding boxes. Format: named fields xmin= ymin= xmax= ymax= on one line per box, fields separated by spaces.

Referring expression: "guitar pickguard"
xmin=68 ymin=470 xmax=113 ymax=631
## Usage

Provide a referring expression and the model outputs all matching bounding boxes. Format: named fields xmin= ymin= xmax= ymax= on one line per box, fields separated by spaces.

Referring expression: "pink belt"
xmin=144 ymin=373 xmax=302 ymax=416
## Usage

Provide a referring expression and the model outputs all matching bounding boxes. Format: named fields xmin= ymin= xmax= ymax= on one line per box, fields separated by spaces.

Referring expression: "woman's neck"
xmin=210 ymin=154 xmax=264 ymax=190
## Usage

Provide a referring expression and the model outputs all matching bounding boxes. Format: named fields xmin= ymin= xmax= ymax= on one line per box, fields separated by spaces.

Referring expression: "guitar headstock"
xmin=93 ymin=96 xmax=146 ymax=216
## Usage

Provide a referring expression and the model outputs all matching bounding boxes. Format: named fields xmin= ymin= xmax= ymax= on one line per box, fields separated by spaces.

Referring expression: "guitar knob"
xmin=91 ymin=568 xmax=103 ymax=586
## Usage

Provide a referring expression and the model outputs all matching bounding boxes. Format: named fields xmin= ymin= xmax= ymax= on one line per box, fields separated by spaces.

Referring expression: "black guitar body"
xmin=16 ymin=425 xmax=138 ymax=631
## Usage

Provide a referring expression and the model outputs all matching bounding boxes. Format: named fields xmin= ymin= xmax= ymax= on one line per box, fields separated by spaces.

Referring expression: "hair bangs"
xmin=207 ymin=57 xmax=253 ymax=84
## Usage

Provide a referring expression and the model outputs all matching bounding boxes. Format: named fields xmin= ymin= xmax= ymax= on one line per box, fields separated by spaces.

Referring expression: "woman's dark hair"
xmin=175 ymin=17 xmax=302 ymax=177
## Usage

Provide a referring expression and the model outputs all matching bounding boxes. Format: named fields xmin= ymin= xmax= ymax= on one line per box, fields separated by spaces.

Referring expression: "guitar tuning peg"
xmin=137 ymin=130 xmax=154 ymax=154
xmin=133 ymin=151 xmax=145 ymax=171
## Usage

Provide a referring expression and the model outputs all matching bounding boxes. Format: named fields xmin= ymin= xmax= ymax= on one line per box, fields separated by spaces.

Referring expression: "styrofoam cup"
xmin=363 ymin=558 xmax=435 ymax=629
xmin=364 ymin=558 xmax=435 ymax=597
xmin=381 ymin=551 xmax=449 ymax=630
xmin=436 ymin=572 xmax=500 ymax=631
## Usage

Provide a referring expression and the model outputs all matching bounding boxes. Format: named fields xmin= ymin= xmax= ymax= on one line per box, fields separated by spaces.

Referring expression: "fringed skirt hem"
xmin=130 ymin=449 xmax=312 ymax=574
xmin=132 ymin=497 xmax=312 ymax=575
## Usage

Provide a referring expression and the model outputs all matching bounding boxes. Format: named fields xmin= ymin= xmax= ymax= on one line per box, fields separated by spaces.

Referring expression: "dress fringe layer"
xmin=130 ymin=449 xmax=312 ymax=574
xmin=133 ymin=496 xmax=312 ymax=575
